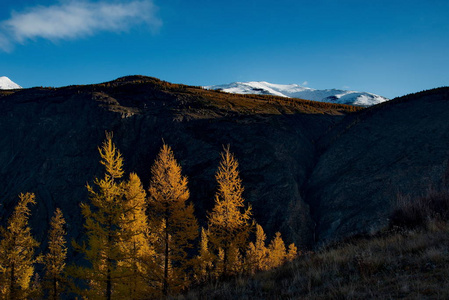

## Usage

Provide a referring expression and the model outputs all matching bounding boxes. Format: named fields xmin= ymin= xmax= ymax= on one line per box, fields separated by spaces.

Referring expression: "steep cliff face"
xmin=0 ymin=76 xmax=352 ymax=250
xmin=307 ymin=87 xmax=449 ymax=243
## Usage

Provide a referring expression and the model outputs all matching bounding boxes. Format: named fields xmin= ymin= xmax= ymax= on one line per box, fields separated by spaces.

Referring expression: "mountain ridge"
xmin=205 ymin=81 xmax=389 ymax=107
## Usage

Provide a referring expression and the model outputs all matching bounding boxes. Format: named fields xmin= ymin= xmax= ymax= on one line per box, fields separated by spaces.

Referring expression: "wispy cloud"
xmin=302 ymin=81 xmax=308 ymax=86
xmin=0 ymin=0 xmax=161 ymax=51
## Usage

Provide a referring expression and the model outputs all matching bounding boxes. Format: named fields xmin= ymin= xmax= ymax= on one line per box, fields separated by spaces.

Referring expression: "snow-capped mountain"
xmin=204 ymin=81 xmax=388 ymax=107
xmin=0 ymin=76 xmax=22 ymax=90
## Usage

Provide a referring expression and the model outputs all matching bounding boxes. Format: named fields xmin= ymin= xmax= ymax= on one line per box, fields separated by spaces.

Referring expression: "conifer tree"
xmin=147 ymin=144 xmax=198 ymax=296
xmin=286 ymin=243 xmax=298 ymax=262
xmin=207 ymin=146 xmax=252 ymax=277
xmin=228 ymin=245 xmax=243 ymax=274
xmin=194 ymin=228 xmax=213 ymax=283
xmin=43 ymin=208 xmax=67 ymax=300
xmin=213 ymin=248 xmax=225 ymax=279
xmin=117 ymin=172 xmax=156 ymax=299
xmin=0 ymin=193 xmax=39 ymax=299
xmin=267 ymin=232 xmax=287 ymax=269
xmin=71 ymin=134 xmax=127 ymax=300
xmin=30 ymin=273 xmax=43 ymax=299
xmin=245 ymin=242 xmax=257 ymax=274
xmin=245 ymin=223 xmax=268 ymax=274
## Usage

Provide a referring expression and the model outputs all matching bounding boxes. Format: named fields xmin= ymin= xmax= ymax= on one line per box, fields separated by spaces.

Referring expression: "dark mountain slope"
xmin=307 ymin=87 xmax=449 ymax=243
xmin=0 ymin=76 xmax=355 ymax=251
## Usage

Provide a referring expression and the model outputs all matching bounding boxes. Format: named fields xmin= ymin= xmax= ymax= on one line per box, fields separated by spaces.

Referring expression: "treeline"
xmin=193 ymin=88 xmax=361 ymax=113
xmin=0 ymin=134 xmax=297 ymax=299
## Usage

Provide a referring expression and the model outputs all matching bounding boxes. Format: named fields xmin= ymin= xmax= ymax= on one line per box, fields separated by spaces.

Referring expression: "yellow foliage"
xmin=286 ymin=243 xmax=298 ymax=262
xmin=117 ymin=173 xmax=157 ymax=299
xmin=245 ymin=224 xmax=268 ymax=274
xmin=147 ymin=144 xmax=198 ymax=296
xmin=207 ymin=146 xmax=252 ymax=277
xmin=194 ymin=228 xmax=213 ymax=283
xmin=0 ymin=193 xmax=39 ymax=299
xmin=71 ymin=135 xmax=157 ymax=299
xmin=227 ymin=244 xmax=243 ymax=275
xmin=267 ymin=232 xmax=287 ymax=269
xmin=214 ymin=248 xmax=225 ymax=278
xmin=98 ymin=132 xmax=124 ymax=179
xmin=43 ymin=208 xmax=68 ymax=300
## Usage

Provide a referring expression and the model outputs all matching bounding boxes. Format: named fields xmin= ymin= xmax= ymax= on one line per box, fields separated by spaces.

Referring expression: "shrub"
xmin=390 ymin=189 xmax=449 ymax=229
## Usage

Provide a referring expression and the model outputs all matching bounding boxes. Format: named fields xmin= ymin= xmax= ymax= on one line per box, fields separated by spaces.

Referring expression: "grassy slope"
xmin=177 ymin=225 xmax=449 ymax=299
xmin=178 ymin=187 xmax=449 ymax=299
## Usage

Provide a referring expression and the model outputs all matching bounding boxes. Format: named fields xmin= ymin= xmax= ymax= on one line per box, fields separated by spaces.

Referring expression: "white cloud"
xmin=0 ymin=33 xmax=13 ymax=52
xmin=302 ymin=81 xmax=308 ymax=86
xmin=0 ymin=0 xmax=161 ymax=51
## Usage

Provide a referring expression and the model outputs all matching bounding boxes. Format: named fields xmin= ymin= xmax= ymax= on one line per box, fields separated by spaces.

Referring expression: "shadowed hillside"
xmin=0 ymin=75 xmax=357 ymax=256
xmin=307 ymin=86 xmax=449 ymax=244
xmin=0 ymin=76 xmax=447 ymax=259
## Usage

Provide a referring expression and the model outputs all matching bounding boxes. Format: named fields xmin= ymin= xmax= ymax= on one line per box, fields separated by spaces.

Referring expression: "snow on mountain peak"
xmin=204 ymin=81 xmax=389 ymax=107
xmin=0 ymin=76 xmax=22 ymax=90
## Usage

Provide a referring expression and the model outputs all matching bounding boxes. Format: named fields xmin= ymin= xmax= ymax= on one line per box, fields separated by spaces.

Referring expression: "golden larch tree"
xmin=207 ymin=146 xmax=252 ymax=277
xmin=71 ymin=134 xmax=127 ymax=300
xmin=147 ymin=144 xmax=198 ymax=296
xmin=194 ymin=228 xmax=214 ymax=283
xmin=43 ymin=208 xmax=67 ymax=300
xmin=286 ymin=243 xmax=298 ymax=262
xmin=266 ymin=232 xmax=287 ymax=269
xmin=227 ymin=244 xmax=243 ymax=274
xmin=0 ymin=193 xmax=40 ymax=299
xmin=245 ymin=223 xmax=268 ymax=274
xmin=117 ymin=172 xmax=157 ymax=299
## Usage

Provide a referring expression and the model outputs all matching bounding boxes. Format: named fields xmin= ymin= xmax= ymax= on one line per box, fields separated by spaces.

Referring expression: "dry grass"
xmin=174 ymin=225 xmax=449 ymax=299
xmin=171 ymin=189 xmax=449 ymax=299
xmin=390 ymin=188 xmax=449 ymax=230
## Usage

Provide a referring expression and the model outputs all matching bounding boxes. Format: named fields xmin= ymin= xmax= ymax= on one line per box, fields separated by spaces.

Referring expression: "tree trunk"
xmin=53 ymin=276 xmax=57 ymax=300
xmin=106 ymin=258 xmax=112 ymax=300
xmin=106 ymin=223 xmax=112 ymax=300
xmin=10 ymin=262 xmax=15 ymax=300
xmin=223 ymin=246 xmax=228 ymax=278
xmin=163 ymin=227 xmax=169 ymax=296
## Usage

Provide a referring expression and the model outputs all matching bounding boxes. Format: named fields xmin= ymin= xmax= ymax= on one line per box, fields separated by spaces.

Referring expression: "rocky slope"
xmin=307 ymin=87 xmax=449 ymax=244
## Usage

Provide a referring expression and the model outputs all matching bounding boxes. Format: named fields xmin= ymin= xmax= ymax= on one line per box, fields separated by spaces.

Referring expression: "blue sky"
xmin=0 ymin=0 xmax=448 ymax=99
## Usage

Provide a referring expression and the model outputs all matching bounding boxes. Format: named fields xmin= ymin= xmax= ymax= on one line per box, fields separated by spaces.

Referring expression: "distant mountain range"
xmin=205 ymin=81 xmax=389 ymax=107
xmin=0 ymin=77 xmax=388 ymax=107
xmin=0 ymin=76 xmax=22 ymax=90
